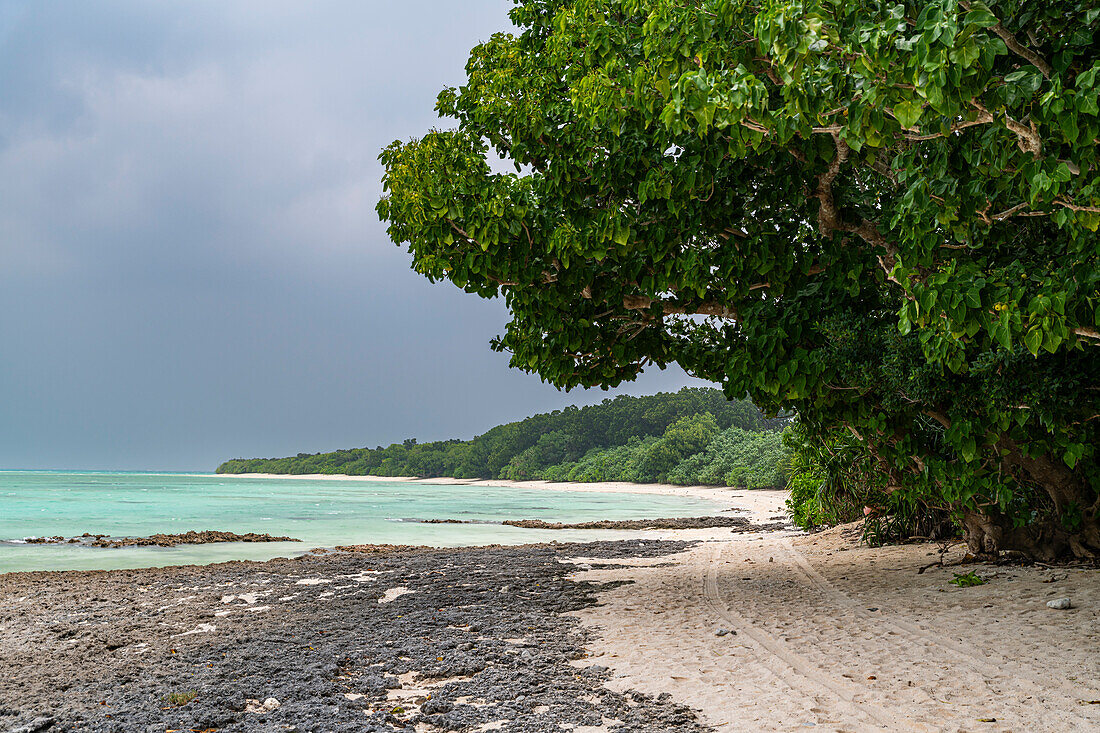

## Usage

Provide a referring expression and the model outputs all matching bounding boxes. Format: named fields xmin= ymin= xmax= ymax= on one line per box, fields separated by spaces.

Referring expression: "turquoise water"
xmin=0 ymin=471 xmax=715 ymax=573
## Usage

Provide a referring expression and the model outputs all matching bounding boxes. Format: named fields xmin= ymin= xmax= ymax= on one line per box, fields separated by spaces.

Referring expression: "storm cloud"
xmin=0 ymin=1 xmax=706 ymax=470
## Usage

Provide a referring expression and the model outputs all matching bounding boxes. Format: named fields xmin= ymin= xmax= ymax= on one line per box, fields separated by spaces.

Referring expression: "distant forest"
xmin=217 ymin=388 xmax=792 ymax=488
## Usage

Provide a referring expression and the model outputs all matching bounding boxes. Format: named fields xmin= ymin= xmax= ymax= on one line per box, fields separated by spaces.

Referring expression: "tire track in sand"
xmin=776 ymin=537 xmax=1100 ymax=716
xmin=701 ymin=541 xmax=922 ymax=731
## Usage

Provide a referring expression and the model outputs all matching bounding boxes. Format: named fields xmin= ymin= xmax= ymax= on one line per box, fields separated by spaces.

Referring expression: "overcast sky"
xmin=0 ymin=1 xmax=705 ymax=471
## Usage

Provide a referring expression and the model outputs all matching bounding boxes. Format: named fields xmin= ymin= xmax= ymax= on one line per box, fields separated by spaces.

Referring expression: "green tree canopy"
xmin=218 ymin=387 xmax=785 ymax=480
xmin=379 ymin=0 xmax=1100 ymax=559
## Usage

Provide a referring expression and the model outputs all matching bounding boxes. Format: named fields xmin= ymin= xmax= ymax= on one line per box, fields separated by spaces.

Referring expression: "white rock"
xmin=245 ymin=697 xmax=281 ymax=714
xmin=295 ymin=578 xmax=332 ymax=586
xmin=172 ymin=623 xmax=216 ymax=637
xmin=378 ymin=586 xmax=415 ymax=604
xmin=1046 ymin=597 xmax=1072 ymax=610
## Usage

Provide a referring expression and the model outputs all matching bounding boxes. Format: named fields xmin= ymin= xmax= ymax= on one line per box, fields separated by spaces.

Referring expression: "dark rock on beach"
xmin=0 ymin=540 xmax=708 ymax=733
xmin=407 ymin=515 xmax=793 ymax=531
xmin=502 ymin=516 xmax=783 ymax=531
xmin=23 ymin=530 xmax=301 ymax=548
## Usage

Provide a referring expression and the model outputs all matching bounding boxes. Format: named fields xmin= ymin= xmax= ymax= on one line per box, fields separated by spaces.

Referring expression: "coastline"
xmin=3 ymin=474 xmax=745 ymax=575
xmin=209 ymin=473 xmax=776 ymax=517
xmin=215 ymin=474 xmax=793 ymax=543
xmin=0 ymin=539 xmax=710 ymax=732
xmin=4 ymin=484 xmax=1098 ymax=731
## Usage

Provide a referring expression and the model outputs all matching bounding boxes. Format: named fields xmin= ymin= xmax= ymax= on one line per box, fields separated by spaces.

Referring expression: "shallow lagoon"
xmin=0 ymin=471 xmax=716 ymax=572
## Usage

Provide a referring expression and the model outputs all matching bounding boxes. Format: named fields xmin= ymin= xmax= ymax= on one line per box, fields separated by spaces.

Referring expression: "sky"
xmin=0 ymin=0 xmax=707 ymax=471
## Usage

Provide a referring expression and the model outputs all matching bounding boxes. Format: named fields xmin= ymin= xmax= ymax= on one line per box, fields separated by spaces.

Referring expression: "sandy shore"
xmin=211 ymin=473 xmax=752 ymax=507
xmin=4 ymin=480 xmax=1098 ymax=732
xmin=567 ymin=494 xmax=1100 ymax=731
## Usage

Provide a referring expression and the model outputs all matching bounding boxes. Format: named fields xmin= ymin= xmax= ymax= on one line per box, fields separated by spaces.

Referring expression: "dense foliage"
xmin=218 ymin=388 xmax=791 ymax=487
xmin=784 ymin=421 xmax=955 ymax=544
xmin=532 ymin=414 xmax=788 ymax=486
xmin=378 ymin=0 xmax=1100 ymax=559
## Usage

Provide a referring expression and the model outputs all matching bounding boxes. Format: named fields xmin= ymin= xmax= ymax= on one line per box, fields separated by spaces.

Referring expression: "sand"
xmin=563 ymin=489 xmax=1100 ymax=731
xmin=208 ymin=473 xmax=748 ymax=505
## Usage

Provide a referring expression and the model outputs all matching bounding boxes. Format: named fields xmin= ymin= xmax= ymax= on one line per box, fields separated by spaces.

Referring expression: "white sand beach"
xmin=567 ymin=500 xmax=1100 ymax=731
xmin=210 ymin=473 xmax=760 ymax=512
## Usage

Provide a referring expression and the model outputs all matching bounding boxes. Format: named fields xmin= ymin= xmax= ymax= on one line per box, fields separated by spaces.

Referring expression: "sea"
xmin=0 ymin=471 xmax=717 ymax=573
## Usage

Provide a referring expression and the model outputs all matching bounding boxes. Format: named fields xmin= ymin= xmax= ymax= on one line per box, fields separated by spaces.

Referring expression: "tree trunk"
xmin=958 ymin=443 xmax=1100 ymax=561
xmin=960 ymin=509 xmax=1073 ymax=562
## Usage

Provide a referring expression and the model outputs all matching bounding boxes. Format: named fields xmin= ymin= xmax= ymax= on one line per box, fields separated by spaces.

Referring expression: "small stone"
xmin=245 ymin=697 xmax=281 ymax=714
xmin=421 ymin=698 xmax=452 ymax=714
xmin=715 ymin=628 xmax=730 ymax=637
xmin=1047 ymin=597 xmax=1073 ymax=610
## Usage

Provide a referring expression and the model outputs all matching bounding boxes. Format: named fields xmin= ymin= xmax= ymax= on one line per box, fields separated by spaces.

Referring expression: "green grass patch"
xmin=949 ymin=571 xmax=986 ymax=588
xmin=162 ymin=690 xmax=198 ymax=707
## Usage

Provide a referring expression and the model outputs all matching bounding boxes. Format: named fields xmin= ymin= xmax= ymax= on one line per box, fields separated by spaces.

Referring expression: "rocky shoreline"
xmin=413 ymin=515 xmax=792 ymax=531
xmin=0 ymin=540 xmax=708 ymax=733
xmin=501 ymin=516 xmax=779 ymax=531
xmin=23 ymin=530 xmax=301 ymax=548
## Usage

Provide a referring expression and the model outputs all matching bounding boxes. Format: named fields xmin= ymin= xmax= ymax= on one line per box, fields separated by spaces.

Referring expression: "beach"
xmin=570 ymin=516 xmax=1100 ymax=730
xmin=203 ymin=473 xmax=756 ymax=505
xmin=3 ymin=481 xmax=1098 ymax=732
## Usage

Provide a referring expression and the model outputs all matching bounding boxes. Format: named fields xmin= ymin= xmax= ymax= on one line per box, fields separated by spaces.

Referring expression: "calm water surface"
xmin=0 ymin=471 xmax=716 ymax=573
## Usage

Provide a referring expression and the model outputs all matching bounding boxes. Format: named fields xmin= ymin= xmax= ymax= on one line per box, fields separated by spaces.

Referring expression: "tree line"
xmin=217 ymin=387 xmax=791 ymax=488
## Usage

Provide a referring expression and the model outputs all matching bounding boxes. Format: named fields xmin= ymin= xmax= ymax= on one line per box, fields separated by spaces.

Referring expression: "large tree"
xmin=378 ymin=0 xmax=1100 ymax=560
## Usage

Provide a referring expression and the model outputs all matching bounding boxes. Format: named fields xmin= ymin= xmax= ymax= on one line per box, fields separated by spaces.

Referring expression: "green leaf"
xmin=1004 ymin=67 xmax=1042 ymax=96
xmin=1024 ymin=328 xmax=1042 ymax=355
xmin=893 ymin=100 xmax=923 ymax=129
xmin=960 ymin=437 xmax=978 ymax=462
xmin=1064 ymin=446 xmax=1081 ymax=469
xmin=898 ymin=309 xmax=912 ymax=335
xmin=964 ymin=5 xmax=999 ymax=28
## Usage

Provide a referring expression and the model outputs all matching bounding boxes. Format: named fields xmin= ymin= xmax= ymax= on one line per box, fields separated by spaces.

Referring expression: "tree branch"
xmin=622 ymin=294 xmax=738 ymax=319
xmin=923 ymin=410 xmax=953 ymax=430
xmin=814 ymin=134 xmax=849 ymax=234
xmin=992 ymin=202 xmax=1030 ymax=220
xmin=902 ymin=109 xmax=995 ymax=141
xmin=961 ymin=1 xmax=1052 ymax=79
xmin=1075 ymin=326 xmax=1100 ymax=342
xmin=970 ymin=100 xmax=1042 ymax=156
xmin=813 ymin=135 xmax=902 ymax=280
xmin=1055 ymin=199 xmax=1100 ymax=214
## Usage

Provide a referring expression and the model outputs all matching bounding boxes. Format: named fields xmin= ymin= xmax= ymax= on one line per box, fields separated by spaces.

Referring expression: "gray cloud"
xmin=0 ymin=1 xmax=707 ymax=470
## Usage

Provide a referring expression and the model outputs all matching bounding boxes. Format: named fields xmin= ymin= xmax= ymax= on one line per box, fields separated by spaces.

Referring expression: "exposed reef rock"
xmin=24 ymin=530 xmax=300 ymax=548
xmin=407 ymin=515 xmax=781 ymax=530
xmin=502 ymin=516 xmax=750 ymax=530
xmin=0 ymin=541 xmax=707 ymax=733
